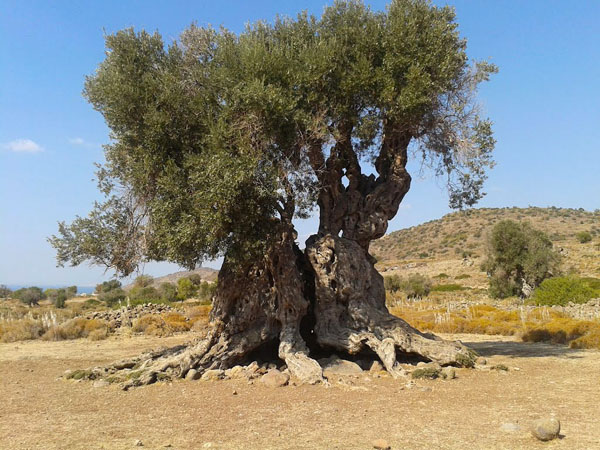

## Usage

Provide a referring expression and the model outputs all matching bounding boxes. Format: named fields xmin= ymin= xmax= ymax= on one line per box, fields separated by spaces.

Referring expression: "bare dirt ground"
xmin=1 ymin=333 xmax=599 ymax=450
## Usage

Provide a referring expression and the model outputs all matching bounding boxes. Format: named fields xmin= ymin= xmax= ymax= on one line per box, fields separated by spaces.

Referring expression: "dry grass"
xmin=42 ymin=318 xmax=109 ymax=341
xmin=131 ymin=310 xmax=209 ymax=336
xmin=391 ymin=302 xmax=600 ymax=350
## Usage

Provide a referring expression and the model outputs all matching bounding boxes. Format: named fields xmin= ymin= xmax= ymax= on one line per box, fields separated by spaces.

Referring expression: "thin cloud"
xmin=2 ymin=139 xmax=44 ymax=153
xmin=68 ymin=137 xmax=86 ymax=145
xmin=68 ymin=137 xmax=99 ymax=148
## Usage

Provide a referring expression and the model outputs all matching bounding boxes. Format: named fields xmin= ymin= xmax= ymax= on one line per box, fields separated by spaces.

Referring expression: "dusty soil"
xmin=1 ymin=333 xmax=599 ymax=450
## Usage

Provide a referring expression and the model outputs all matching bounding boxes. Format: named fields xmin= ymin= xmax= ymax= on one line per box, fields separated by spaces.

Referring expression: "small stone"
xmin=441 ymin=367 xmax=456 ymax=380
xmin=201 ymin=369 xmax=224 ymax=381
xmin=260 ymin=369 xmax=289 ymax=388
xmin=531 ymin=417 xmax=560 ymax=441
xmin=476 ymin=357 xmax=487 ymax=366
xmin=372 ymin=438 xmax=391 ymax=449
xmin=93 ymin=379 xmax=110 ymax=388
xmin=369 ymin=361 xmax=384 ymax=373
xmin=185 ymin=369 xmax=199 ymax=381
xmin=500 ymin=422 xmax=521 ymax=433
xmin=232 ymin=389 xmax=238 ymax=395
xmin=202 ymin=443 xmax=213 ymax=448
xmin=134 ymin=439 xmax=143 ymax=446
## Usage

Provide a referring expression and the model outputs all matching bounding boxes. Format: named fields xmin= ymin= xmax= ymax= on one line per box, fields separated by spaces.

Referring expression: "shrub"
xmin=128 ymin=286 xmax=161 ymax=303
xmin=95 ymin=279 xmax=121 ymax=294
xmin=575 ymin=231 xmax=592 ymax=243
xmin=0 ymin=319 xmax=45 ymax=342
xmin=532 ymin=276 xmax=598 ymax=306
xmin=431 ymin=283 xmax=467 ymax=292
xmin=177 ymin=277 xmax=197 ymax=301
xmin=42 ymin=318 xmax=109 ymax=341
xmin=99 ymin=288 xmax=126 ymax=307
xmin=158 ymin=282 xmax=178 ymax=302
xmin=403 ymin=274 xmax=431 ymax=299
xmin=12 ymin=287 xmax=45 ymax=306
xmin=482 ymin=220 xmax=561 ymax=298
xmin=434 ymin=273 xmax=449 ymax=279
xmin=0 ymin=284 xmax=12 ymax=299
xmin=133 ymin=275 xmax=154 ymax=288
xmin=384 ymin=275 xmax=403 ymax=293
xmin=455 ymin=274 xmax=471 ymax=280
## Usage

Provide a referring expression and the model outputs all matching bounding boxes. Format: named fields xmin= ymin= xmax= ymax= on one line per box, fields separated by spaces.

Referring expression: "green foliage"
xmin=177 ymin=277 xmax=197 ymax=301
xmin=95 ymin=280 xmax=121 ymax=294
xmin=128 ymin=286 xmax=161 ymax=302
xmin=431 ymin=283 xmax=467 ymax=292
xmin=576 ymin=231 xmax=592 ymax=243
xmin=411 ymin=367 xmax=440 ymax=379
xmin=158 ymin=282 xmax=178 ymax=302
xmin=50 ymin=0 xmax=496 ymax=277
xmin=13 ymin=287 xmax=45 ymax=306
xmin=134 ymin=275 xmax=154 ymax=288
xmin=45 ymin=288 xmax=67 ymax=308
xmin=533 ymin=276 xmax=598 ymax=306
xmin=454 ymin=274 xmax=471 ymax=279
xmin=384 ymin=273 xmax=431 ymax=299
xmin=98 ymin=288 xmax=126 ymax=307
xmin=482 ymin=220 xmax=561 ymax=298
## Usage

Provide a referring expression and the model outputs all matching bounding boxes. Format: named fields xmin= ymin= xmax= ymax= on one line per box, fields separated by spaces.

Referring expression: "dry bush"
xmin=391 ymin=302 xmax=600 ymax=349
xmin=0 ymin=319 xmax=45 ymax=342
xmin=161 ymin=312 xmax=191 ymax=332
xmin=132 ymin=315 xmax=166 ymax=335
xmin=42 ymin=318 xmax=109 ymax=341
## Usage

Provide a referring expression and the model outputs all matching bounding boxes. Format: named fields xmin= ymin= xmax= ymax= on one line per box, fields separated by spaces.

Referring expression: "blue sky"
xmin=1 ymin=1 xmax=599 ymax=287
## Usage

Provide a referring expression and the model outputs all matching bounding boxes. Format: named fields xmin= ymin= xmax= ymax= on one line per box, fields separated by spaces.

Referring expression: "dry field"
xmin=2 ymin=332 xmax=600 ymax=450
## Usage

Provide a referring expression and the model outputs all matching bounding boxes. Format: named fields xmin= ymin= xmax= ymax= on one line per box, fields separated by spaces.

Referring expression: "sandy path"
xmin=1 ymin=333 xmax=598 ymax=449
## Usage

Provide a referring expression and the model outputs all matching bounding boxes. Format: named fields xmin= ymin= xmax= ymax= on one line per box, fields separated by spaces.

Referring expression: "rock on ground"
xmin=201 ymin=369 xmax=224 ymax=381
xmin=531 ymin=417 xmax=560 ymax=441
xmin=319 ymin=356 xmax=363 ymax=377
xmin=372 ymin=438 xmax=391 ymax=449
xmin=260 ymin=369 xmax=289 ymax=388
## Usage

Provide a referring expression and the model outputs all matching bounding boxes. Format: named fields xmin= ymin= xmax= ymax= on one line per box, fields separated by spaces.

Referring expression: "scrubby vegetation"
xmin=384 ymin=274 xmax=431 ymax=299
xmin=576 ymin=231 xmax=592 ymax=243
xmin=390 ymin=302 xmax=600 ymax=350
xmin=532 ymin=276 xmax=600 ymax=306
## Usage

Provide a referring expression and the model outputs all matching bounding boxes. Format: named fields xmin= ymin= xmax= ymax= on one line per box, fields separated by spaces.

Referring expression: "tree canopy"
xmin=50 ymin=0 xmax=496 ymax=276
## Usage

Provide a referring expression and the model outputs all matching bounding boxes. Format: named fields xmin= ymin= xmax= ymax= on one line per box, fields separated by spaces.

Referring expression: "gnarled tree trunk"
xmin=82 ymin=131 xmax=475 ymax=388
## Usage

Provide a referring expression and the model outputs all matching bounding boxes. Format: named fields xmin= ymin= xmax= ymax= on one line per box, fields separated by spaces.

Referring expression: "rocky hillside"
xmin=126 ymin=267 xmax=218 ymax=290
xmin=371 ymin=207 xmax=600 ymax=288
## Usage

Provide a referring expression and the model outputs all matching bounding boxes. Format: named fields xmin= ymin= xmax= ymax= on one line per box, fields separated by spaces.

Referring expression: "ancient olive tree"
xmin=51 ymin=0 xmax=496 ymax=387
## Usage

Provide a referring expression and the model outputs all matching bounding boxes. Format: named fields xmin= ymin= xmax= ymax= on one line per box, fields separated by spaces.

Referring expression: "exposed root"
xmin=306 ymin=233 xmax=478 ymax=376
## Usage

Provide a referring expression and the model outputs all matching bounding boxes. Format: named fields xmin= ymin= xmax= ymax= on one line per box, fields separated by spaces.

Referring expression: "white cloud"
xmin=68 ymin=137 xmax=85 ymax=145
xmin=2 ymin=138 xmax=44 ymax=153
xmin=69 ymin=137 xmax=99 ymax=149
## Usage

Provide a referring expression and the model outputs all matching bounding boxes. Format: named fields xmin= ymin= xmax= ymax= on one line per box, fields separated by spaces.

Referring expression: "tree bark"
xmin=82 ymin=130 xmax=476 ymax=388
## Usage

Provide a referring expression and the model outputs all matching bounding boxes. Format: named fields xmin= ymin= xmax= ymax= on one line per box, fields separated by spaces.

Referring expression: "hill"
xmin=371 ymin=207 xmax=600 ymax=289
xmin=125 ymin=267 xmax=218 ymax=290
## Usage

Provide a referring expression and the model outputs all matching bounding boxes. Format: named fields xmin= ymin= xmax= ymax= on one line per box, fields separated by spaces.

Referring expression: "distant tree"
xmin=98 ymin=288 xmax=126 ymax=307
xmin=575 ymin=231 xmax=592 ymax=244
xmin=54 ymin=290 xmax=67 ymax=308
xmin=134 ymin=275 xmax=154 ymax=288
xmin=196 ymin=281 xmax=216 ymax=302
xmin=176 ymin=277 xmax=197 ymax=301
xmin=129 ymin=286 xmax=161 ymax=302
xmin=482 ymin=220 xmax=561 ymax=298
xmin=158 ymin=282 xmax=178 ymax=302
xmin=13 ymin=287 xmax=45 ymax=306
xmin=0 ymin=284 xmax=12 ymax=299
xmin=187 ymin=274 xmax=202 ymax=286
xmin=95 ymin=280 xmax=122 ymax=294
xmin=66 ymin=286 xmax=78 ymax=298
xmin=50 ymin=0 xmax=495 ymax=385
